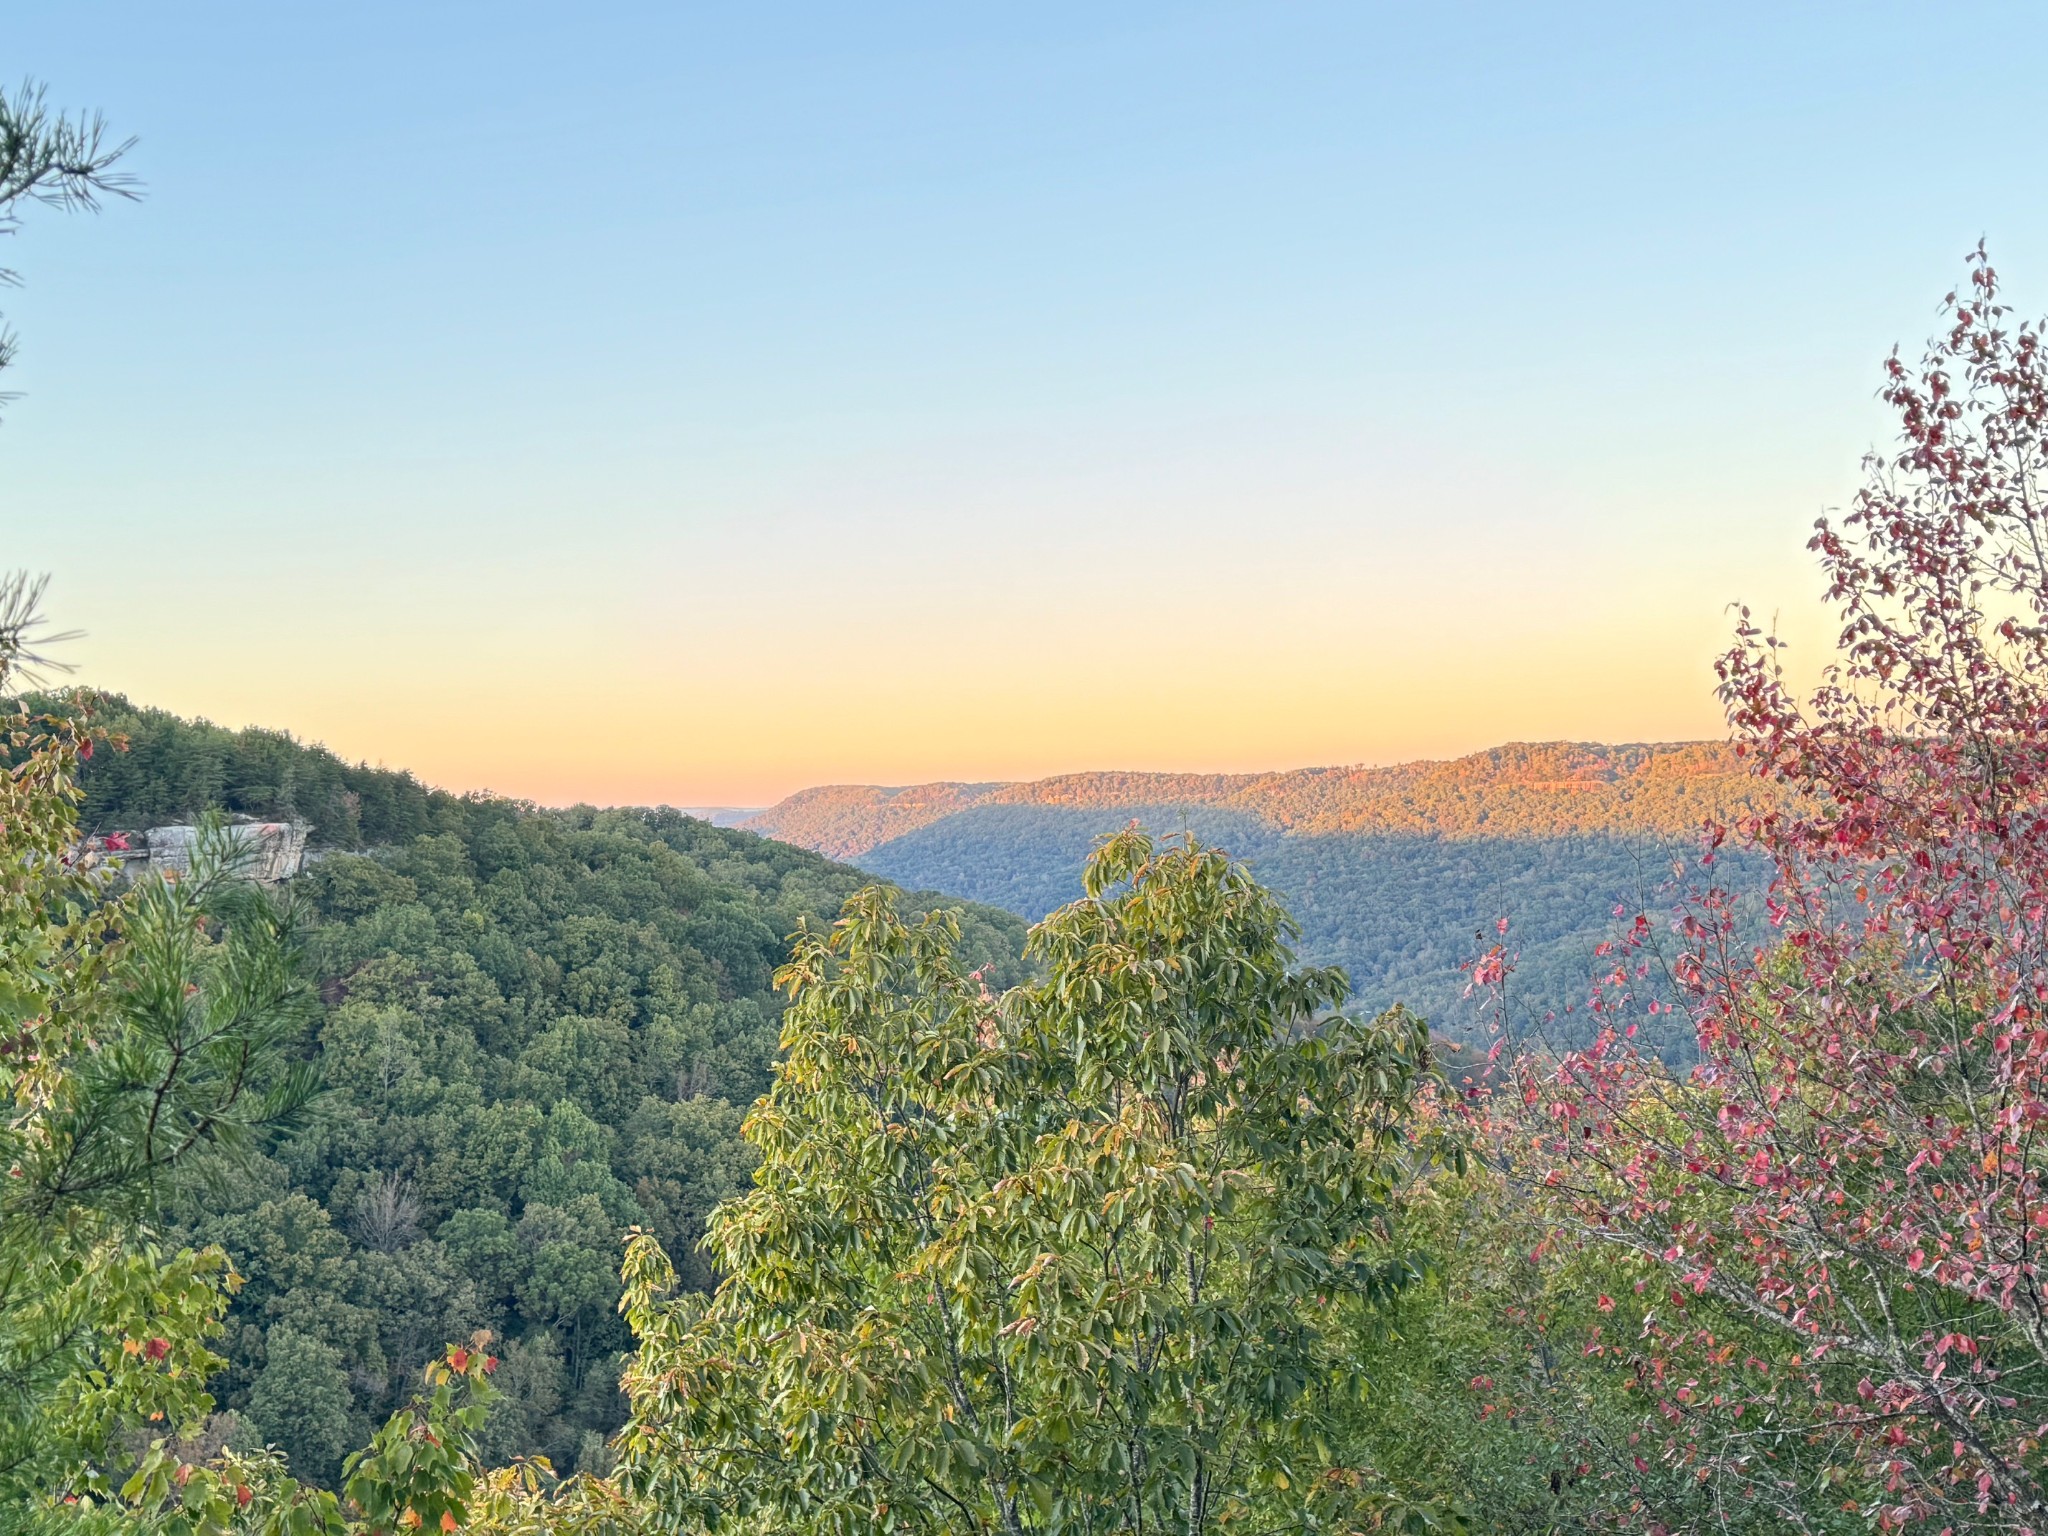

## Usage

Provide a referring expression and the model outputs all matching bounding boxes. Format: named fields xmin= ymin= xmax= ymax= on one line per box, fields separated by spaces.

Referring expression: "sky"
xmin=6 ymin=2 xmax=2047 ymax=806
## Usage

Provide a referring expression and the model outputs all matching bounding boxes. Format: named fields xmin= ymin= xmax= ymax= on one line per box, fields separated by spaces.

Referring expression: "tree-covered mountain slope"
xmin=743 ymin=742 xmax=1775 ymax=1044
xmin=57 ymin=694 xmax=1030 ymax=1483
xmin=744 ymin=741 xmax=1769 ymax=857
xmin=58 ymin=692 xmax=461 ymax=848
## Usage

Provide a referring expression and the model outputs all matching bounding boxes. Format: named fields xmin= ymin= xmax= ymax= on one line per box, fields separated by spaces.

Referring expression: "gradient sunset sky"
xmin=9 ymin=2 xmax=2047 ymax=805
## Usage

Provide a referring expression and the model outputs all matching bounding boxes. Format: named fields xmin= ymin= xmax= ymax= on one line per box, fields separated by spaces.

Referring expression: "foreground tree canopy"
xmin=614 ymin=830 xmax=1463 ymax=1536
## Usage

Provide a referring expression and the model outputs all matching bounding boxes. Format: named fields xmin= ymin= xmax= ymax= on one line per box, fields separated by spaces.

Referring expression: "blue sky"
xmin=6 ymin=3 xmax=2045 ymax=802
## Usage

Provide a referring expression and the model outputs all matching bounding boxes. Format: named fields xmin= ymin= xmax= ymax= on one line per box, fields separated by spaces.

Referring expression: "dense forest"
xmin=49 ymin=694 xmax=1028 ymax=1486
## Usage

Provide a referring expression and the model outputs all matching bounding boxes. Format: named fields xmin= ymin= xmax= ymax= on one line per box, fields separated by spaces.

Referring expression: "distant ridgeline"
xmin=743 ymin=742 xmax=1781 ymax=1055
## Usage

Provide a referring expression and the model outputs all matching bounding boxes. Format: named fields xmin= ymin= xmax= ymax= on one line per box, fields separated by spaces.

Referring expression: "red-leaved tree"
xmin=1510 ymin=246 xmax=2048 ymax=1532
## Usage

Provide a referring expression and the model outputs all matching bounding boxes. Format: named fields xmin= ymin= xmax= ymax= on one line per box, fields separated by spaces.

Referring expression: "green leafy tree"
xmin=245 ymin=1329 xmax=356 ymax=1491
xmin=617 ymin=830 xmax=1466 ymax=1535
xmin=474 ymin=1333 xmax=566 ymax=1470
xmin=117 ymin=1343 xmax=519 ymax=1536
xmin=441 ymin=1208 xmax=522 ymax=1308
xmin=0 ymin=578 xmax=318 ymax=1515
xmin=515 ymin=1197 xmax=622 ymax=1387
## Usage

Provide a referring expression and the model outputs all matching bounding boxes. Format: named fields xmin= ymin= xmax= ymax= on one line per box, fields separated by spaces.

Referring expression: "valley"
xmin=743 ymin=741 xmax=1775 ymax=1044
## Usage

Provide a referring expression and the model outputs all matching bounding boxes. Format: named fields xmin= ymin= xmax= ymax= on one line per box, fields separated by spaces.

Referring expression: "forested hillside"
xmin=60 ymin=696 xmax=1029 ymax=1484
xmin=746 ymin=742 xmax=1775 ymax=1046
xmin=54 ymin=693 xmax=459 ymax=848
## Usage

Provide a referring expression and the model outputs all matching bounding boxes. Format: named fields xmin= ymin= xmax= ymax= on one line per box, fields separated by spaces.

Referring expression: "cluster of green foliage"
xmin=0 ymin=573 xmax=338 ymax=1530
xmin=594 ymin=828 xmax=1809 ymax=1534
xmin=0 ymin=581 xmax=652 ymax=1536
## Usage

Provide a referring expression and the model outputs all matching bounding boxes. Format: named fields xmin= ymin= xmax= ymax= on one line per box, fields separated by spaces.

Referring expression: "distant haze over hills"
xmin=672 ymin=807 xmax=766 ymax=829
xmin=743 ymin=742 xmax=1775 ymax=1051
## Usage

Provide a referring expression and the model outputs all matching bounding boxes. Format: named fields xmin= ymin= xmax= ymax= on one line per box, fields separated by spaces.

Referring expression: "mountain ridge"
xmin=742 ymin=739 xmax=1770 ymax=860
xmin=739 ymin=739 xmax=1777 ymax=1051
